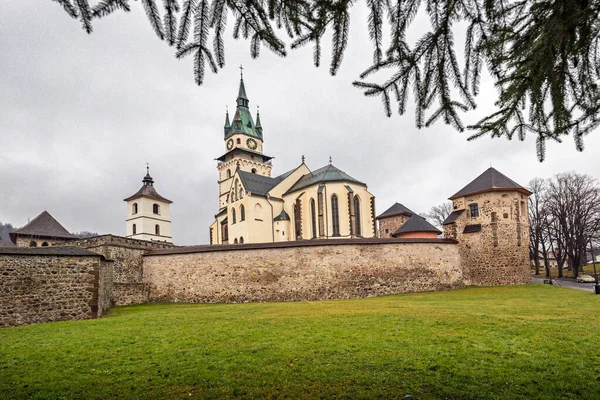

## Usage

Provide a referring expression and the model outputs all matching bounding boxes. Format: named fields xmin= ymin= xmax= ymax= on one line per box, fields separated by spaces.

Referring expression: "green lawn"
xmin=1 ymin=285 xmax=600 ymax=399
xmin=532 ymin=263 xmax=600 ymax=278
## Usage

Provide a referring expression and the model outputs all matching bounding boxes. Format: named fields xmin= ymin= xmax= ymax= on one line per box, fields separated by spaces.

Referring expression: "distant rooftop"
xmin=450 ymin=167 xmax=531 ymax=200
xmin=392 ymin=215 xmax=441 ymax=236
xmin=376 ymin=203 xmax=417 ymax=220
xmin=10 ymin=211 xmax=75 ymax=243
xmin=285 ymin=164 xmax=365 ymax=195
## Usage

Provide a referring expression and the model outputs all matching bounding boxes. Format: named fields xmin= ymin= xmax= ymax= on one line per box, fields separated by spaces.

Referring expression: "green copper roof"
xmin=284 ymin=164 xmax=366 ymax=195
xmin=273 ymin=210 xmax=290 ymax=221
xmin=224 ymin=76 xmax=263 ymax=140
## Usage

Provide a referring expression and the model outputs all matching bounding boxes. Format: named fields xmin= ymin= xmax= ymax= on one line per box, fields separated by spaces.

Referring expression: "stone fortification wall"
xmin=15 ymin=237 xmax=74 ymax=248
xmin=447 ymin=190 xmax=530 ymax=286
xmin=0 ymin=247 xmax=110 ymax=327
xmin=143 ymin=238 xmax=464 ymax=303
xmin=69 ymin=235 xmax=176 ymax=305
xmin=378 ymin=215 xmax=410 ymax=238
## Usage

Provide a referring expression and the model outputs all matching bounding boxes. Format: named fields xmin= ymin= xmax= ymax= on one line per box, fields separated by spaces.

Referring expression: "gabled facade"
xmin=375 ymin=202 xmax=417 ymax=238
xmin=124 ymin=167 xmax=173 ymax=243
xmin=209 ymin=73 xmax=376 ymax=244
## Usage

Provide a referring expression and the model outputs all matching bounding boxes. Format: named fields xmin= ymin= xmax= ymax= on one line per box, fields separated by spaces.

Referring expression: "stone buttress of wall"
xmin=69 ymin=235 xmax=176 ymax=305
xmin=0 ymin=248 xmax=110 ymax=328
xmin=143 ymin=239 xmax=464 ymax=303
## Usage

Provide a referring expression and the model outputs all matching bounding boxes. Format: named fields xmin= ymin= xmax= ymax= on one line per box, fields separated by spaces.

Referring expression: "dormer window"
xmin=469 ymin=203 xmax=479 ymax=218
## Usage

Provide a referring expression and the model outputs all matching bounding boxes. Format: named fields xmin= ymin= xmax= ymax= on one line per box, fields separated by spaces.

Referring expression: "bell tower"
xmin=216 ymin=68 xmax=273 ymax=208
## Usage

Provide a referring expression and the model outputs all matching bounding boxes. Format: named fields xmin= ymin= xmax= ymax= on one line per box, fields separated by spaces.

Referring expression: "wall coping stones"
xmin=144 ymin=237 xmax=458 ymax=256
xmin=69 ymin=234 xmax=178 ymax=251
xmin=0 ymin=246 xmax=105 ymax=258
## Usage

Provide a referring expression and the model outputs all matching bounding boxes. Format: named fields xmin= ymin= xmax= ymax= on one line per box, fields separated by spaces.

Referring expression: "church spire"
xmin=143 ymin=163 xmax=154 ymax=186
xmin=224 ymin=106 xmax=230 ymax=135
xmin=237 ymin=65 xmax=249 ymax=108
xmin=255 ymin=106 xmax=262 ymax=133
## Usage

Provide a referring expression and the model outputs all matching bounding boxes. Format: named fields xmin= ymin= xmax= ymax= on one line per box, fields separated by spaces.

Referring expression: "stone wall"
xmin=15 ymin=237 xmax=73 ymax=248
xmin=0 ymin=247 xmax=109 ymax=327
xmin=143 ymin=238 xmax=464 ymax=303
xmin=378 ymin=215 xmax=410 ymax=238
xmin=446 ymin=190 xmax=530 ymax=286
xmin=69 ymin=235 xmax=176 ymax=305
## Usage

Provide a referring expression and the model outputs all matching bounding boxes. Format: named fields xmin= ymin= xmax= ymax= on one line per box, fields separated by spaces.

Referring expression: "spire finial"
xmin=239 ymin=64 xmax=244 ymax=79
xmin=301 ymin=155 xmax=305 ymax=163
xmin=226 ymin=105 xmax=228 ymax=114
xmin=329 ymin=156 xmax=332 ymax=164
xmin=143 ymin=163 xmax=154 ymax=186
xmin=146 ymin=163 xmax=149 ymax=174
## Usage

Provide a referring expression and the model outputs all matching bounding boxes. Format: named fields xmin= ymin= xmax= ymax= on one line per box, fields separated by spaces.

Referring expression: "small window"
xmin=240 ymin=205 xmax=245 ymax=221
xmin=133 ymin=224 xmax=137 ymax=235
xmin=153 ymin=204 xmax=160 ymax=214
xmin=155 ymin=224 xmax=160 ymax=235
xmin=29 ymin=241 xmax=37 ymax=247
xmin=236 ymin=138 xmax=241 ymax=144
xmin=251 ymin=168 xmax=257 ymax=174
xmin=232 ymin=208 xmax=237 ymax=224
xmin=503 ymin=213 xmax=509 ymax=219
xmin=385 ymin=229 xmax=389 ymax=234
xmin=227 ymin=169 xmax=231 ymax=179
xmin=132 ymin=203 xmax=138 ymax=214
xmin=234 ymin=238 xmax=238 ymax=244
xmin=469 ymin=204 xmax=479 ymax=218
xmin=42 ymin=242 xmax=49 ymax=247
xmin=240 ymin=237 xmax=244 ymax=244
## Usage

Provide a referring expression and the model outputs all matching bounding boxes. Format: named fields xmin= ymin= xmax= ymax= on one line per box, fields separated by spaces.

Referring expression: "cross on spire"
xmin=329 ymin=156 xmax=333 ymax=164
xmin=239 ymin=64 xmax=244 ymax=78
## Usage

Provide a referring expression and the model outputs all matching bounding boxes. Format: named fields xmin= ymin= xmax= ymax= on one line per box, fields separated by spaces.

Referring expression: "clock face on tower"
xmin=246 ymin=138 xmax=257 ymax=150
xmin=227 ymin=138 xmax=234 ymax=150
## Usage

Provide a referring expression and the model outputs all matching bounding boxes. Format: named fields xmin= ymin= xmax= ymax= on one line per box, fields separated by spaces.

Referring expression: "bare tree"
xmin=546 ymin=172 xmax=600 ymax=278
xmin=528 ymin=178 xmax=549 ymax=276
xmin=426 ymin=202 xmax=454 ymax=229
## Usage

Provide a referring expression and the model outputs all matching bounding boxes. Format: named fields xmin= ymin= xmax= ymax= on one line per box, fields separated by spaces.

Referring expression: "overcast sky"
xmin=1 ymin=1 xmax=599 ymax=245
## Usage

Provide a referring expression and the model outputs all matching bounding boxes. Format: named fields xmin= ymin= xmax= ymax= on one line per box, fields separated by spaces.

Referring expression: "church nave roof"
xmin=284 ymin=164 xmax=366 ymax=195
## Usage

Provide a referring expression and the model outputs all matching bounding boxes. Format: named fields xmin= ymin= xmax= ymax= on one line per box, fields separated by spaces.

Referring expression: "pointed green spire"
xmin=255 ymin=106 xmax=262 ymax=129
xmin=224 ymin=107 xmax=231 ymax=136
xmin=237 ymin=65 xmax=249 ymax=108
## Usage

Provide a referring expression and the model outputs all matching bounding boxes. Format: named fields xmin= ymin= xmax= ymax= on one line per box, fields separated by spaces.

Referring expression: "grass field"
xmin=532 ymin=263 xmax=600 ymax=278
xmin=1 ymin=284 xmax=600 ymax=399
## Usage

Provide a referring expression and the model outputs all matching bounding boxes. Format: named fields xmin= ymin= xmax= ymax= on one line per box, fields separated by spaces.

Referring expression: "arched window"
xmin=132 ymin=203 xmax=138 ymax=214
xmin=155 ymin=224 xmax=160 ymax=235
xmin=310 ymin=198 xmax=317 ymax=239
xmin=254 ymin=203 xmax=263 ymax=220
xmin=232 ymin=208 xmax=237 ymax=224
xmin=240 ymin=237 xmax=244 ymax=244
xmin=29 ymin=241 xmax=37 ymax=247
xmin=251 ymin=168 xmax=257 ymax=174
xmin=239 ymin=186 xmax=244 ymax=199
xmin=42 ymin=242 xmax=49 ymax=247
xmin=233 ymin=179 xmax=239 ymax=201
xmin=227 ymin=169 xmax=232 ymax=179
xmin=354 ymin=195 xmax=361 ymax=236
xmin=234 ymin=238 xmax=238 ymax=244
xmin=236 ymin=138 xmax=241 ymax=144
xmin=240 ymin=205 xmax=245 ymax=221
xmin=331 ymin=195 xmax=340 ymax=236
xmin=132 ymin=224 xmax=137 ymax=235
xmin=153 ymin=203 xmax=160 ymax=214
xmin=223 ymin=225 xmax=228 ymax=241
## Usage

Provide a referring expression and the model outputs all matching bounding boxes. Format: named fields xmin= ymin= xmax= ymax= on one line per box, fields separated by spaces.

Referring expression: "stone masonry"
xmin=378 ymin=215 xmax=411 ymax=238
xmin=444 ymin=191 xmax=530 ymax=286
xmin=143 ymin=238 xmax=464 ymax=303
xmin=69 ymin=235 xmax=176 ymax=305
xmin=0 ymin=247 xmax=110 ymax=328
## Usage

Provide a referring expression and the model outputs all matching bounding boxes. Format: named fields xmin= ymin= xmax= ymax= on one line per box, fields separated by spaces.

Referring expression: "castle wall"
xmin=0 ymin=249 xmax=110 ymax=327
xmin=143 ymin=239 xmax=464 ymax=303
xmin=447 ymin=191 xmax=530 ymax=286
xmin=69 ymin=235 xmax=175 ymax=305
xmin=15 ymin=237 xmax=73 ymax=248
xmin=378 ymin=215 xmax=410 ymax=238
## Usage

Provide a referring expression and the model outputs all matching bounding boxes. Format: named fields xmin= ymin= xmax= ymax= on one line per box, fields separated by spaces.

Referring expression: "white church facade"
xmin=209 ymin=74 xmax=376 ymax=245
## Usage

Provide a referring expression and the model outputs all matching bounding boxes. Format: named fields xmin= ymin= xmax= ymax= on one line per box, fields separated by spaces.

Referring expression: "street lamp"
xmin=586 ymin=232 xmax=600 ymax=295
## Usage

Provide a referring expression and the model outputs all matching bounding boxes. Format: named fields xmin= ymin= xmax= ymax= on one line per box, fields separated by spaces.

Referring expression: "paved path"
xmin=532 ymin=277 xmax=596 ymax=292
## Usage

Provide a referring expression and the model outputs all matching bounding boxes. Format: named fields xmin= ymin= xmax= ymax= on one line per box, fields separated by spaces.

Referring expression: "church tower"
xmin=216 ymin=69 xmax=273 ymax=208
xmin=124 ymin=166 xmax=173 ymax=242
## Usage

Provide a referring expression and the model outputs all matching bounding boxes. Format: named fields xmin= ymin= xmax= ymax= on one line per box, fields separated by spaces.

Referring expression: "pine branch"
xmin=51 ymin=0 xmax=78 ymax=18
xmin=163 ymin=0 xmax=180 ymax=46
xmin=141 ymin=0 xmax=165 ymax=40
xmin=92 ymin=0 xmax=130 ymax=18
xmin=176 ymin=0 xmax=196 ymax=49
xmin=74 ymin=0 xmax=93 ymax=33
